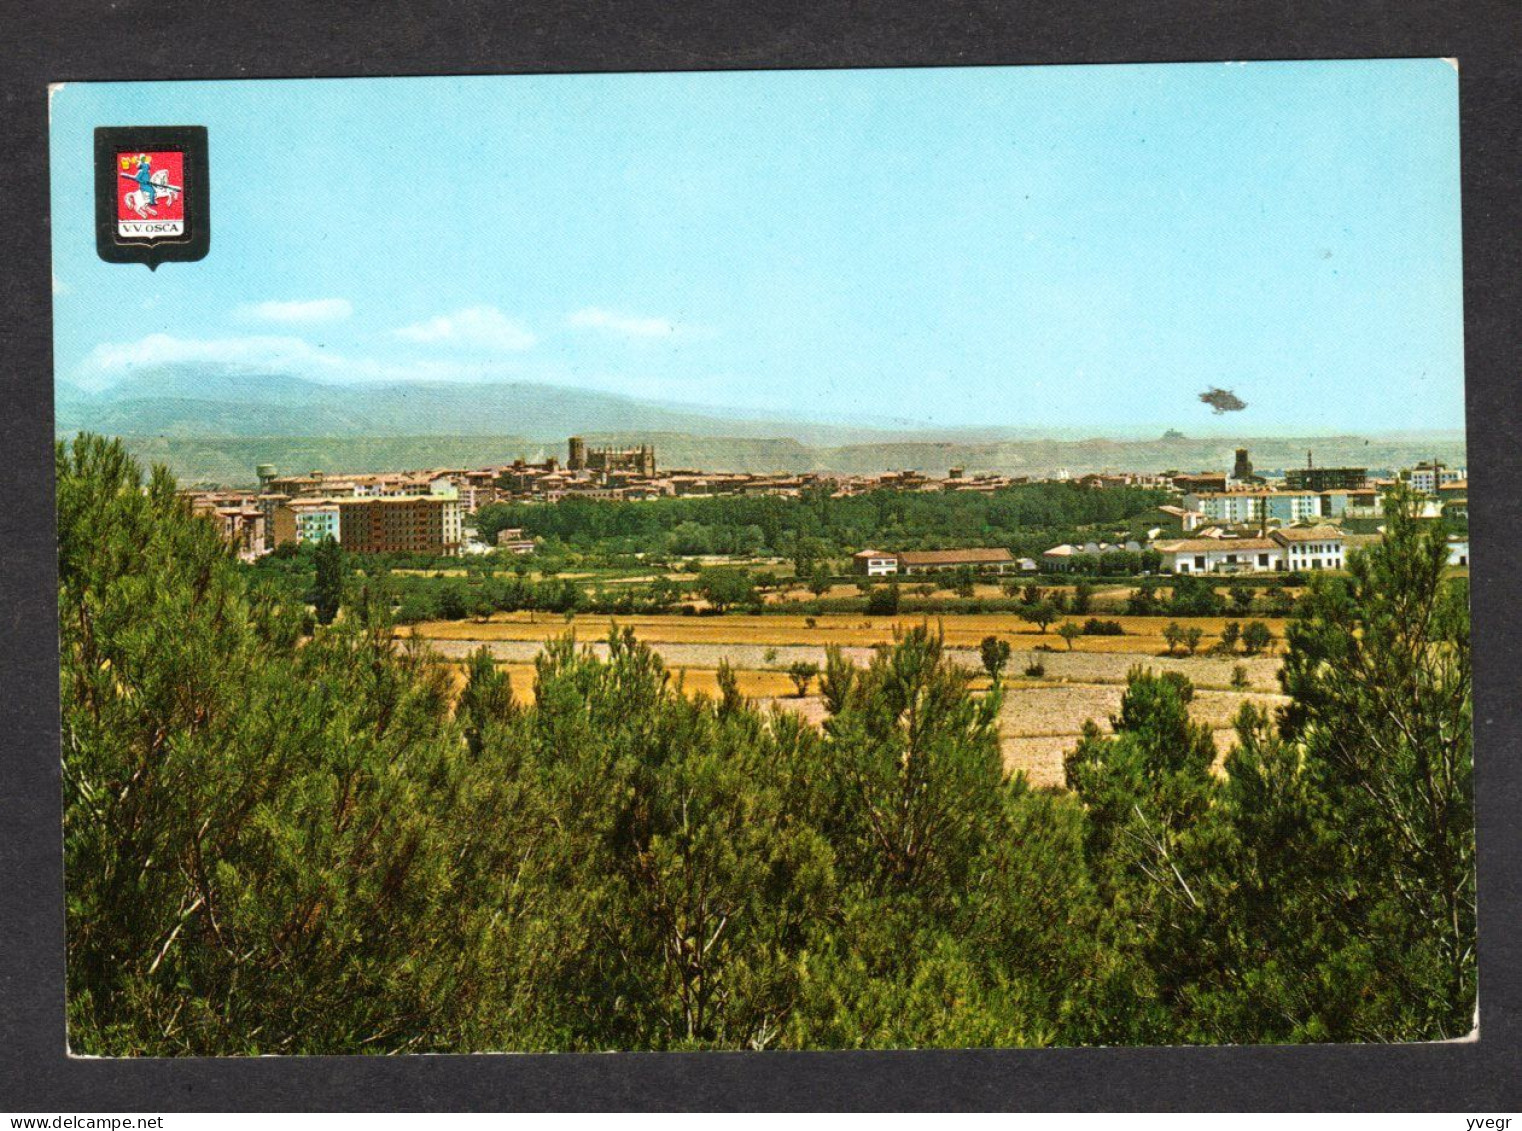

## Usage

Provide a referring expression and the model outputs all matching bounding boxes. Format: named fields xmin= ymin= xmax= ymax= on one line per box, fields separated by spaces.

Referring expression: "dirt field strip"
xmin=439 ymin=660 xmax=802 ymax=704
xmin=423 ymin=634 xmax=1282 ymax=694
xmin=404 ymin=611 xmax=1290 ymax=671
xmin=995 ymin=730 xmax=1248 ymax=789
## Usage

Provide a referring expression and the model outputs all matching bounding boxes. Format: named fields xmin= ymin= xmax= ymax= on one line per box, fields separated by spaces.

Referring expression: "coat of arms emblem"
xmin=94 ymin=126 xmax=209 ymax=268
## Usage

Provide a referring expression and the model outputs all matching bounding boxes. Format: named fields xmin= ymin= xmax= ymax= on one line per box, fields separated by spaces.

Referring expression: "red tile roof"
xmin=896 ymin=548 xmax=1014 ymax=566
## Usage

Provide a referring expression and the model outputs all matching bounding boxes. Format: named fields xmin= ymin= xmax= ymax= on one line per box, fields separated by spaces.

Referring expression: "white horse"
xmin=123 ymin=170 xmax=179 ymax=218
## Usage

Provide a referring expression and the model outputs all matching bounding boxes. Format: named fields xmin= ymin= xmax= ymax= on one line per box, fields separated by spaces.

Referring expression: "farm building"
xmin=1155 ymin=526 xmax=1346 ymax=575
xmin=1040 ymin=540 xmax=1144 ymax=572
xmin=1154 ymin=537 xmax=1283 ymax=576
xmin=854 ymin=547 xmax=1017 ymax=576
xmin=852 ymin=549 xmax=901 ymax=577
xmin=895 ymin=548 xmax=1017 ymax=575
xmin=1268 ymin=526 xmax=1346 ymax=571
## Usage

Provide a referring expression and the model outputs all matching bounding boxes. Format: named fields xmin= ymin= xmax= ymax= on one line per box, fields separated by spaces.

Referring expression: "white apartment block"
xmin=442 ymin=499 xmax=465 ymax=551
xmin=294 ymin=504 xmax=341 ymax=544
xmin=1408 ymin=465 xmax=1466 ymax=494
xmin=1184 ymin=490 xmax=1345 ymax=525
xmin=1184 ymin=492 xmax=1254 ymax=524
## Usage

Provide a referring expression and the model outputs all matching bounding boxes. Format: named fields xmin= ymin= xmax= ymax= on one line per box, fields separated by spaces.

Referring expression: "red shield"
xmin=116 ymin=149 xmax=186 ymax=240
xmin=96 ymin=126 xmax=208 ymax=268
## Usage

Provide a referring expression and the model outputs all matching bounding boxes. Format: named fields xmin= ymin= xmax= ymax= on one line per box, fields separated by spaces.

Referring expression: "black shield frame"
xmin=93 ymin=124 xmax=209 ymax=269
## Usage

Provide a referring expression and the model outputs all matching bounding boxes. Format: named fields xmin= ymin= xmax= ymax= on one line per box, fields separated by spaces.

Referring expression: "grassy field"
xmin=420 ymin=609 xmax=1287 ymax=789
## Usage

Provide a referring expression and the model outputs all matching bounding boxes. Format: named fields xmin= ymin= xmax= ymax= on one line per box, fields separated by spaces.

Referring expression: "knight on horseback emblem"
xmin=119 ymin=152 xmax=182 ymax=220
xmin=96 ymin=125 xmax=209 ymax=268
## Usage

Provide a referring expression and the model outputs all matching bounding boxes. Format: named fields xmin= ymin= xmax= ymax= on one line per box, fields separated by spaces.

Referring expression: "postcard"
xmin=49 ymin=61 xmax=1472 ymax=1055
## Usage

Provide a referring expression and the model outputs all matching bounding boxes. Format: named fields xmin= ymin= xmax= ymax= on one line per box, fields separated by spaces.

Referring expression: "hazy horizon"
xmin=55 ymin=362 xmax=1468 ymax=449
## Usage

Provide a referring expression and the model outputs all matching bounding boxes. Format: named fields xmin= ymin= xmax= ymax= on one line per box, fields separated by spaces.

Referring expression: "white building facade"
xmin=1155 ymin=527 xmax=1346 ymax=575
xmin=1273 ymin=529 xmax=1345 ymax=571
xmin=293 ymin=504 xmax=341 ymax=545
xmin=1408 ymin=465 xmax=1466 ymax=494
xmin=852 ymin=550 xmax=900 ymax=577
xmin=1184 ymin=491 xmax=1332 ymax=525
xmin=1155 ymin=538 xmax=1283 ymax=575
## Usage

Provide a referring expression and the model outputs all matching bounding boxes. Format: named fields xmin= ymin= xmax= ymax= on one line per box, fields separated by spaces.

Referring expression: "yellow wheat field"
xmin=442 ymin=659 xmax=801 ymax=704
xmin=404 ymin=611 xmax=1289 ymax=654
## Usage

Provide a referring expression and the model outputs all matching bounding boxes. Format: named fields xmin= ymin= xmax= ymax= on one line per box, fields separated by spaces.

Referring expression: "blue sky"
xmin=49 ymin=60 xmax=1464 ymax=435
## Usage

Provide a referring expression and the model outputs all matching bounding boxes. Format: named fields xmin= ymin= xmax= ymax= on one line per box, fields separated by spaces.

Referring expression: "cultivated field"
xmin=415 ymin=610 xmax=1288 ymax=790
xmin=761 ymin=683 xmax=1284 ymax=787
xmin=408 ymin=610 xmax=1289 ymax=663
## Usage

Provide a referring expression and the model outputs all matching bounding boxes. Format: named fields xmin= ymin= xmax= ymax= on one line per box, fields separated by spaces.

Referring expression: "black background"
xmin=3 ymin=0 xmax=1519 ymax=1112
xmin=94 ymin=126 xmax=210 ymax=268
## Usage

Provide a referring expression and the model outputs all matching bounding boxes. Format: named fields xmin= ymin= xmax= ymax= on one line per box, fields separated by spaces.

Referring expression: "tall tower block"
xmin=567 ymin=436 xmax=587 ymax=471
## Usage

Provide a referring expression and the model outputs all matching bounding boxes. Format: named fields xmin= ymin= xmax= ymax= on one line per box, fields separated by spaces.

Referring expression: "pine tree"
xmin=1271 ymin=484 xmax=1474 ymax=1038
xmin=1063 ymin=667 xmax=1219 ymax=1040
xmin=59 ymin=436 xmax=473 ymax=1055
xmin=457 ymin=646 xmax=515 ymax=758
xmin=312 ymin=534 xmax=345 ymax=626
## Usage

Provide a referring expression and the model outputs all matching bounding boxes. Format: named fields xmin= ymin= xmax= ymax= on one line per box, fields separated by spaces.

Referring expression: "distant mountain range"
xmin=57 ymin=365 xmax=1062 ymax=447
xmin=57 ymin=366 xmax=1468 ymax=487
xmin=57 ymin=366 xmax=825 ymax=442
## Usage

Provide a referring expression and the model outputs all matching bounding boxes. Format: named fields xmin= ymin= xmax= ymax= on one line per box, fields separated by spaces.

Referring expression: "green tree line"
xmin=59 ymin=436 xmax=1473 ymax=1054
xmin=474 ymin=481 xmax=1171 ymax=561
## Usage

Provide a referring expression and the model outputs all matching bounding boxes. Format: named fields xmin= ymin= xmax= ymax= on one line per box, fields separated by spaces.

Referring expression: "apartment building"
xmin=1184 ymin=490 xmax=1351 ymax=525
xmin=271 ymin=499 xmax=342 ymax=547
xmin=1408 ymin=462 xmax=1466 ymax=495
xmin=335 ymin=495 xmax=465 ymax=556
xmin=186 ymin=494 xmax=269 ymax=561
xmin=1284 ymin=466 xmax=1368 ymax=492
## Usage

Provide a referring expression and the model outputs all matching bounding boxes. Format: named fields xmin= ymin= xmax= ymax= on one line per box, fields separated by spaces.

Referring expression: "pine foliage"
xmin=59 ymin=438 xmax=1476 ymax=1053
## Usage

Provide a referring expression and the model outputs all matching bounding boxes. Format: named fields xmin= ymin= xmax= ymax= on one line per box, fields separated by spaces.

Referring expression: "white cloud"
xmin=82 ymin=333 xmax=348 ymax=384
xmin=74 ymin=332 xmax=530 ymax=392
xmin=394 ymin=306 xmax=537 ymax=351
xmin=236 ymin=298 xmax=353 ymax=324
xmin=567 ymin=307 xmax=685 ymax=338
xmin=52 ymin=274 xmax=68 ymax=296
